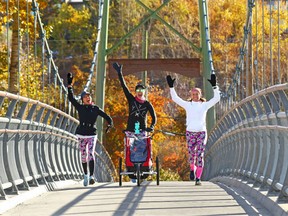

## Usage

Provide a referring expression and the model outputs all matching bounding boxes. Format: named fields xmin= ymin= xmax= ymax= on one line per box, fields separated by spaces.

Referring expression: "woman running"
xmin=67 ymin=72 xmax=113 ymax=186
xmin=166 ymin=74 xmax=220 ymax=185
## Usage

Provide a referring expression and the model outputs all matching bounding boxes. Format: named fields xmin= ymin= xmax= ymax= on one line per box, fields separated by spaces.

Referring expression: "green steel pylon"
xmin=96 ymin=0 xmax=110 ymax=143
xmin=198 ymin=0 xmax=216 ymax=133
xmin=97 ymin=0 xmax=216 ymax=141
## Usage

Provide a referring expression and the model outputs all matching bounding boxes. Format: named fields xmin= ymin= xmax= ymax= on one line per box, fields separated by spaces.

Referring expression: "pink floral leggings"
xmin=185 ymin=131 xmax=206 ymax=168
xmin=78 ymin=136 xmax=97 ymax=163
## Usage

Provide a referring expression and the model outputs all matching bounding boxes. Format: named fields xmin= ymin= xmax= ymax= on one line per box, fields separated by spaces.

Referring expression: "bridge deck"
xmin=1 ymin=181 xmax=272 ymax=216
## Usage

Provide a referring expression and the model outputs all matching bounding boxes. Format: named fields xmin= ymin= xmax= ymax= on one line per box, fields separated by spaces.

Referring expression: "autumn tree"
xmin=0 ymin=0 xmax=49 ymax=94
xmin=209 ymin=0 xmax=288 ymax=89
xmin=48 ymin=3 xmax=97 ymax=77
xmin=1 ymin=0 xmax=287 ymax=181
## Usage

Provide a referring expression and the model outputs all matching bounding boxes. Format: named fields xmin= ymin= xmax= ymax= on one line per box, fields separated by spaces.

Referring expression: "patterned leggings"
xmin=185 ymin=131 xmax=206 ymax=168
xmin=78 ymin=136 xmax=97 ymax=163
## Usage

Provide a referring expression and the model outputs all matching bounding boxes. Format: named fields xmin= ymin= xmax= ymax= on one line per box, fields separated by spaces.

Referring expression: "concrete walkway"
xmin=1 ymin=181 xmax=272 ymax=216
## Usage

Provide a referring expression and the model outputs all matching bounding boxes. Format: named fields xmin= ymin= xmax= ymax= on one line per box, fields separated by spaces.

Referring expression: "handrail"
xmin=80 ymin=0 xmax=105 ymax=97
xmin=0 ymin=91 xmax=115 ymax=200
xmin=205 ymin=84 xmax=288 ymax=203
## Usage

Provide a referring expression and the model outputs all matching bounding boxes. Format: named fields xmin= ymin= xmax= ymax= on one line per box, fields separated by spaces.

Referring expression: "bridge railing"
xmin=0 ymin=91 xmax=115 ymax=200
xmin=204 ymin=83 xmax=288 ymax=202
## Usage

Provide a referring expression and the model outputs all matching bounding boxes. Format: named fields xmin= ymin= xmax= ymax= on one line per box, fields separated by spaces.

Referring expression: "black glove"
xmin=112 ymin=62 xmax=122 ymax=74
xmin=105 ymin=125 xmax=113 ymax=133
xmin=207 ymin=74 xmax=217 ymax=87
xmin=67 ymin=72 xmax=73 ymax=85
xmin=146 ymin=127 xmax=154 ymax=133
xmin=166 ymin=75 xmax=175 ymax=88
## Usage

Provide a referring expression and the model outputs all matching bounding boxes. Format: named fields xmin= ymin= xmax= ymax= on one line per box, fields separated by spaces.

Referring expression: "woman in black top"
xmin=67 ymin=73 xmax=113 ymax=186
xmin=112 ymin=62 xmax=156 ymax=137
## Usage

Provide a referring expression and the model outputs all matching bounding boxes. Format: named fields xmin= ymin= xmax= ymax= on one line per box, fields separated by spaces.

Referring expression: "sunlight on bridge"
xmin=0 ymin=0 xmax=288 ymax=215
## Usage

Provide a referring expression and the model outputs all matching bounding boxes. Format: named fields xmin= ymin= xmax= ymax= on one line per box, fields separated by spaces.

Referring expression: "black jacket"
xmin=117 ymin=72 xmax=157 ymax=132
xmin=68 ymin=87 xmax=113 ymax=135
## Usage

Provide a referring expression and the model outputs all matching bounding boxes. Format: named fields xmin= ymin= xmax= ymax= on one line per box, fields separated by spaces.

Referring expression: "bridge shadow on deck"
xmin=1 ymin=181 xmax=274 ymax=216
xmin=51 ymin=183 xmax=110 ymax=216
xmin=47 ymin=181 xmax=271 ymax=216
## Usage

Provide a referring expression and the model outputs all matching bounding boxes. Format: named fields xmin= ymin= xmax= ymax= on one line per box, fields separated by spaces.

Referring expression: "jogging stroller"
xmin=118 ymin=133 xmax=160 ymax=186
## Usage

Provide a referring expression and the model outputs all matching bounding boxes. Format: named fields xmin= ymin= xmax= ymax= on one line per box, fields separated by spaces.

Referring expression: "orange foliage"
xmin=157 ymin=136 xmax=190 ymax=180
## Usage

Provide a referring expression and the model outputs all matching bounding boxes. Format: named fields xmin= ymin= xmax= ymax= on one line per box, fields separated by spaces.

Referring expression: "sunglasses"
xmin=136 ymin=89 xmax=145 ymax=92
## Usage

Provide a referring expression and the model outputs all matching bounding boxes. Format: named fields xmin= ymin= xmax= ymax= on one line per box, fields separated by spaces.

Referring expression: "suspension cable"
xmin=6 ymin=0 xmax=10 ymax=87
xmin=225 ymin=0 xmax=255 ymax=100
xmin=277 ymin=0 xmax=280 ymax=83
xmin=80 ymin=0 xmax=104 ymax=97
xmin=17 ymin=0 xmax=20 ymax=93
xmin=32 ymin=1 xmax=37 ymax=61
xmin=31 ymin=0 xmax=67 ymax=95
xmin=26 ymin=0 xmax=30 ymax=98
xmin=245 ymin=23 xmax=249 ymax=99
xmin=269 ymin=0 xmax=273 ymax=85
xmin=261 ymin=0 xmax=265 ymax=88
xmin=41 ymin=27 xmax=45 ymax=101
xmin=255 ymin=0 xmax=259 ymax=91
xmin=30 ymin=0 xmax=104 ymax=114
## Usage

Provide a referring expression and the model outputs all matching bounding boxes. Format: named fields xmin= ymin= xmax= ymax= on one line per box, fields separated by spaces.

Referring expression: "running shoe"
xmin=89 ymin=176 xmax=96 ymax=185
xmin=190 ymin=171 xmax=195 ymax=181
xmin=83 ymin=174 xmax=89 ymax=187
xmin=195 ymin=178 xmax=202 ymax=186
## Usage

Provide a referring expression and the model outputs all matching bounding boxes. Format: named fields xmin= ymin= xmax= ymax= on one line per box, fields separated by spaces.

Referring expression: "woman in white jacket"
xmin=166 ymin=74 xmax=220 ymax=185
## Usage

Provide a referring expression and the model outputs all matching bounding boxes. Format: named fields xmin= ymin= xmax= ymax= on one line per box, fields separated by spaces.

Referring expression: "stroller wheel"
xmin=137 ymin=163 xmax=141 ymax=186
xmin=119 ymin=157 xmax=122 ymax=186
xmin=156 ymin=156 xmax=160 ymax=185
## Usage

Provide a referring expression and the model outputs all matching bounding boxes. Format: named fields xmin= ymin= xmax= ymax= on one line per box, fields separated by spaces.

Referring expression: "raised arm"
xmin=166 ymin=75 xmax=188 ymax=108
xmin=112 ymin=62 xmax=131 ymax=98
xmin=169 ymin=88 xmax=189 ymax=108
xmin=205 ymin=87 xmax=220 ymax=109
xmin=205 ymin=73 xmax=221 ymax=109
xmin=67 ymin=73 xmax=81 ymax=109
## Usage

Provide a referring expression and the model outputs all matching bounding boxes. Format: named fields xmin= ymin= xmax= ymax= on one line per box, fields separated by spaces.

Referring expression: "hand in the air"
xmin=67 ymin=72 xmax=73 ymax=85
xmin=166 ymin=75 xmax=175 ymax=88
xmin=112 ymin=62 xmax=123 ymax=74
xmin=207 ymin=74 xmax=217 ymax=87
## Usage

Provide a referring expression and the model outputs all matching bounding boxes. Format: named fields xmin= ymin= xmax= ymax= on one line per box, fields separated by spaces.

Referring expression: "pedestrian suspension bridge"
xmin=0 ymin=0 xmax=288 ymax=215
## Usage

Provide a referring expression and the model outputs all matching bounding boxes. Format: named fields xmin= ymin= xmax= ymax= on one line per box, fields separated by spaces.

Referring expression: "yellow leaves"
xmin=4 ymin=0 xmax=287 ymax=180
xmin=210 ymin=0 xmax=288 ymax=90
xmin=51 ymin=4 xmax=91 ymax=35
xmin=209 ymin=0 xmax=246 ymax=30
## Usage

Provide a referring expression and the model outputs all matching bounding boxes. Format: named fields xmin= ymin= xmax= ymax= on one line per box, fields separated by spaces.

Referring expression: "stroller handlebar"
xmin=125 ymin=134 xmax=151 ymax=140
